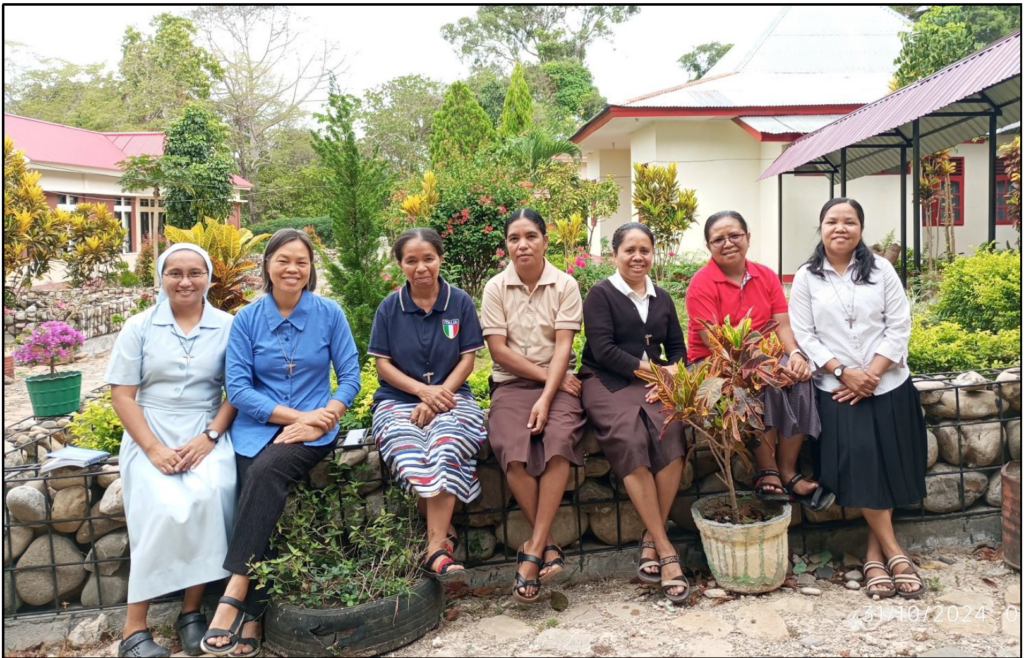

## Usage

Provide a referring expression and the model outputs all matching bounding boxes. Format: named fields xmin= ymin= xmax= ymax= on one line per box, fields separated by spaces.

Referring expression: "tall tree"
xmin=429 ymin=82 xmax=497 ymax=168
xmin=7 ymin=58 xmax=125 ymax=131
xmin=191 ymin=6 xmax=346 ymax=223
xmin=893 ymin=6 xmax=975 ymax=88
xmin=500 ymin=63 xmax=534 ymax=137
xmin=678 ymin=41 xmax=733 ymax=80
xmin=358 ymin=75 xmax=446 ymax=175
xmin=252 ymin=127 xmax=329 ymax=221
xmin=442 ymin=6 xmax=641 ymax=67
xmin=119 ymin=13 xmax=222 ymax=130
xmin=465 ymin=66 xmax=508 ymax=127
xmin=539 ymin=59 xmax=605 ymax=127
xmin=161 ymin=104 xmax=235 ymax=228
xmin=891 ymin=5 xmax=1020 ymax=45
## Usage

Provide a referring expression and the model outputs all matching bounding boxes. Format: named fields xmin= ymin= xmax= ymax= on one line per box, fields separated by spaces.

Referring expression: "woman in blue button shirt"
xmin=203 ymin=229 xmax=361 ymax=656
xmin=369 ymin=228 xmax=487 ymax=580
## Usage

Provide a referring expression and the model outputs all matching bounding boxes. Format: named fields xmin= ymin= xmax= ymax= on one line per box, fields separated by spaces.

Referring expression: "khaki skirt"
xmin=488 ymin=378 xmax=586 ymax=477
xmin=580 ymin=369 xmax=688 ymax=480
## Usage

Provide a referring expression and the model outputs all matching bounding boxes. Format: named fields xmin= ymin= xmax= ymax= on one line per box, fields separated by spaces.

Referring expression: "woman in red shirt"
xmin=685 ymin=211 xmax=833 ymax=511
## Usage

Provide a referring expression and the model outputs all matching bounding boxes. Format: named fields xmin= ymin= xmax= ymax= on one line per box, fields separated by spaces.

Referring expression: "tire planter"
xmin=24 ymin=371 xmax=82 ymax=417
xmin=692 ymin=494 xmax=792 ymax=594
xmin=264 ymin=577 xmax=444 ymax=657
xmin=1003 ymin=461 xmax=1021 ymax=571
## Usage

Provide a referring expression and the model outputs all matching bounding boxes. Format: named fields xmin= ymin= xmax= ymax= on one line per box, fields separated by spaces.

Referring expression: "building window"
xmin=923 ymin=157 xmax=965 ymax=227
xmin=56 ymin=194 xmax=78 ymax=211
xmin=114 ymin=198 xmax=133 ymax=253
xmin=140 ymin=198 xmax=150 ymax=207
xmin=996 ymin=160 xmax=1014 ymax=225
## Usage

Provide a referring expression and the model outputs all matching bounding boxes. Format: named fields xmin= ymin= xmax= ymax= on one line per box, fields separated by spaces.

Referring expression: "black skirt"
xmin=816 ymin=376 xmax=928 ymax=510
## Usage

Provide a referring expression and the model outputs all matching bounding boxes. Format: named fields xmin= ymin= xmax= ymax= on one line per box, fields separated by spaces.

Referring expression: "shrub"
xmin=12 ymin=321 xmax=85 ymax=377
xmin=62 ymin=203 xmax=128 ymax=286
xmin=134 ymin=234 xmax=169 ymax=282
xmin=468 ymin=354 xmax=492 ymax=409
xmin=119 ymin=270 xmax=141 ymax=288
xmin=246 ymin=216 xmax=334 ymax=244
xmin=68 ymin=393 xmax=123 ymax=455
xmin=659 ymin=253 xmax=705 ymax=302
xmin=338 ymin=360 xmax=380 ymax=430
xmin=570 ymin=253 xmax=615 ymax=299
xmin=632 ymin=162 xmax=699 ymax=281
xmin=933 ymin=247 xmax=1021 ymax=332
xmin=908 ymin=317 xmax=1021 ymax=373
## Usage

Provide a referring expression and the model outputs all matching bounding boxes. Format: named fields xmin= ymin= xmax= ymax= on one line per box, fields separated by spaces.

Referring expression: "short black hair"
xmin=612 ymin=222 xmax=654 ymax=253
xmin=704 ymin=210 xmax=749 ymax=242
xmin=393 ymin=227 xmax=444 ymax=261
xmin=262 ymin=228 xmax=317 ymax=293
xmin=504 ymin=207 xmax=546 ymax=237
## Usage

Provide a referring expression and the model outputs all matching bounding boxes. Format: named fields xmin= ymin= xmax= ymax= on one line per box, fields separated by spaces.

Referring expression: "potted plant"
xmin=254 ymin=457 xmax=442 ymax=657
xmin=638 ymin=315 xmax=793 ymax=594
xmin=13 ymin=320 xmax=85 ymax=417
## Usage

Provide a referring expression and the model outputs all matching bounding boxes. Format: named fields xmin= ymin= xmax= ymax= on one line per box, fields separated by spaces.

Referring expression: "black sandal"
xmin=636 ymin=531 xmax=661 ymax=584
xmin=754 ymin=469 xmax=790 ymax=502
xmin=540 ymin=544 xmax=565 ymax=582
xmin=513 ymin=549 xmax=544 ymax=604
xmin=659 ymin=555 xmax=691 ymax=605
xmin=200 ymin=596 xmax=247 ymax=656
xmin=422 ymin=547 xmax=466 ymax=582
xmin=175 ymin=610 xmax=208 ymax=657
xmin=119 ymin=630 xmax=170 ymax=658
xmin=783 ymin=473 xmax=836 ymax=512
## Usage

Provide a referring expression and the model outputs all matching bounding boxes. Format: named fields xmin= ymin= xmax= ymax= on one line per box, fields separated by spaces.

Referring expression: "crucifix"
xmin=423 ymin=372 xmax=435 ymax=384
xmin=844 ymin=315 xmax=856 ymax=330
xmin=644 ymin=334 xmax=653 ymax=346
xmin=284 ymin=362 xmax=296 ymax=378
xmin=181 ymin=353 xmax=194 ymax=367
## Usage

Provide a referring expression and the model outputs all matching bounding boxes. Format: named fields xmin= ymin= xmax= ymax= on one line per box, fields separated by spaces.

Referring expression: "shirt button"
xmin=174 ymin=387 xmax=181 ymax=394
xmin=179 ymin=364 xmax=186 ymax=370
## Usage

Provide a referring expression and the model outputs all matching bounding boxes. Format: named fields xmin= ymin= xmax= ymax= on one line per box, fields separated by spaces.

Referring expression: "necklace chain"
xmin=827 ymin=271 xmax=857 ymax=329
xmin=175 ymin=333 xmax=197 ymax=366
xmin=275 ymin=326 xmax=299 ymax=378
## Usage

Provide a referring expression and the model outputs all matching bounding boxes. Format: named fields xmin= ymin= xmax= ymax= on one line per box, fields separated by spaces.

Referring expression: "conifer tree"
xmin=429 ymin=81 xmax=496 ymax=167
xmin=500 ymin=62 xmax=534 ymax=137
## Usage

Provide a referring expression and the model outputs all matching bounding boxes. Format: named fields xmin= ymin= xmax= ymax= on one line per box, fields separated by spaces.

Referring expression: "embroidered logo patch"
xmin=442 ymin=318 xmax=459 ymax=339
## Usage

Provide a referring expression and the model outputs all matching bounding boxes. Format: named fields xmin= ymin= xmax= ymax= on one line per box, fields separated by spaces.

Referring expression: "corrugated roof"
xmin=998 ymin=121 xmax=1021 ymax=135
xmin=104 ymin=132 xmax=165 ymax=157
xmin=759 ymin=31 xmax=1022 ymax=181
xmin=740 ymin=115 xmax=846 ymax=134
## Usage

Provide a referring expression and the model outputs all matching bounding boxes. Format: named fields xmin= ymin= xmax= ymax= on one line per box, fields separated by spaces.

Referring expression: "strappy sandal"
xmin=754 ymin=469 xmax=790 ymax=502
xmin=636 ymin=531 xmax=661 ymax=584
xmin=659 ymin=554 xmax=691 ymax=605
xmin=444 ymin=530 xmax=460 ymax=555
xmin=863 ymin=560 xmax=897 ymax=599
xmin=540 ymin=544 xmax=566 ymax=582
xmin=888 ymin=554 xmax=926 ymax=599
xmin=231 ymin=615 xmax=262 ymax=657
xmin=422 ymin=547 xmax=466 ymax=582
xmin=119 ymin=630 xmax=170 ymax=657
xmin=175 ymin=610 xmax=208 ymax=657
xmin=783 ymin=473 xmax=836 ymax=512
xmin=200 ymin=596 xmax=247 ymax=655
xmin=513 ymin=549 xmax=544 ymax=604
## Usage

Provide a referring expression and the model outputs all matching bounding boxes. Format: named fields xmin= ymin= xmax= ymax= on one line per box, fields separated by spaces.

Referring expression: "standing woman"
xmin=203 ymin=229 xmax=361 ymax=656
xmin=107 ymin=244 xmax=238 ymax=658
xmin=481 ymin=208 xmax=586 ymax=604
xmin=580 ymin=223 xmax=691 ymax=603
xmin=369 ymin=228 xmax=487 ymax=580
xmin=789 ymin=198 xmax=927 ymax=599
xmin=686 ymin=211 xmax=833 ymax=511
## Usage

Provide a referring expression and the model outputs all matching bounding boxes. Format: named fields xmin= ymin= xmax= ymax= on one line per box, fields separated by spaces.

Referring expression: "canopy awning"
xmin=759 ymin=31 xmax=1021 ymax=180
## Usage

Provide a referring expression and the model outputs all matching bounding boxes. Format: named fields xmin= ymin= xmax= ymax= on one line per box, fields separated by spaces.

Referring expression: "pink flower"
xmin=668 ymin=251 xmax=675 ymax=258
xmin=567 ymin=266 xmax=575 ymax=275
xmin=498 ymin=205 xmax=508 ymax=214
xmin=483 ymin=225 xmax=493 ymax=234
xmin=575 ymin=257 xmax=587 ymax=267
xmin=382 ymin=273 xmax=391 ymax=281
xmin=499 ymin=260 xmax=507 ymax=268
xmin=495 ymin=248 xmax=505 ymax=258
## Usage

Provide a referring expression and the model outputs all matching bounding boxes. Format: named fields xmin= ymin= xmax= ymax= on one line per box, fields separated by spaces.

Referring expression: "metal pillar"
xmin=778 ymin=175 xmax=784 ymax=283
xmin=900 ymin=144 xmax=908 ymax=285
xmin=912 ymin=119 xmax=921 ymax=272
xmin=840 ymin=148 xmax=848 ymax=196
xmin=989 ymin=113 xmax=998 ymax=244
xmin=829 ymin=172 xmax=835 ymax=199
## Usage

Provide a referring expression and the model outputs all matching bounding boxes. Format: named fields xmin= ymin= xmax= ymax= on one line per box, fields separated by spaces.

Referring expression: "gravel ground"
xmin=4 ymin=349 xmax=112 ymax=423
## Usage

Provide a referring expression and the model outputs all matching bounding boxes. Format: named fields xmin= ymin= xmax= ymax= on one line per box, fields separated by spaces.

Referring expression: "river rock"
xmin=804 ymin=504 xmax=862 ymax=523
xmin=98 ymin=478 xmax=124 ymax=516
xmin=465 ymin=465 xmax=512 ymax=527
xmin=986 ymin=471 xmax=1002 ymax=507
xmin=4 ymin=572 xmax=20 ymax=614
xmin=46 ymin=466 xmax=92 ymax=491
xmin=495 ymin=507 xmax=587 ymax=549
xmin=15 ymin=535 xmax=87 ymax=606
xmin=953 ymin=371 xmax=990 ymax=392
xmin=6 ymin=486 xmax=47 ymax=526
xmin=915 ymin=379 xmax=948 ymax=405
xmin=355 ymin=451 xmax=382 ymax=495
xmin=922 ymin=463 xmax=989 ymax=514
xmin=1006 ymin=419 xmax=1021 ymax=462
xmin=588 ymin=500 xmax=645 ymax=545
xmin=996 ymin=369 xmax=1021 ymax=411
xmin=581 ymin=425 xmax=601 ymax=455
xmin=577 ymin=479 xmax=614 ymax=513
xmin=81 ymin=562 xmax=130 ymax=607
xmin=308 ymin=459 xmax=331 ymax=489
xmin=335 ymin=445 xmax=369 ymax=468
xmin=564 ymin=466 xmax=586 ymax=492
xmin=76 ymin=501 xmax=126 ymax=543
xmin=51 ymin=486 xmax=89 ymax=533
xmin=669 ymin=494 xmax=700 ymax=532
xmin=929 ymin=390 xmax=998 ymax=419
xmin=84 ymin=529 xmax=130 ymax=576
xmin=3 ymin=526 xmax=34 ymax=565
xmin=935 ymin=421 xmax=1003 ymax=467
xmin=926 ymin=431 xmax=939 ymax=468
xmin=585 ymin=457 xmax=611 ymax=478
xmin=452 ymin=527 xmax=497 ymax=563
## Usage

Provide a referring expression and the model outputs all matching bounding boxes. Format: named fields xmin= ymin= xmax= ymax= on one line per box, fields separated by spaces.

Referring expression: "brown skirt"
xmin=488 ymin=378 xmax=586 ymax=477
xmin=580 ymin=370 xmax=687 ymax=480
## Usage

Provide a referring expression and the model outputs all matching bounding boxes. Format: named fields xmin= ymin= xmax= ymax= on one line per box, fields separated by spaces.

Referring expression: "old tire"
xmin=264 ymin=577 xmax=444 ymax=657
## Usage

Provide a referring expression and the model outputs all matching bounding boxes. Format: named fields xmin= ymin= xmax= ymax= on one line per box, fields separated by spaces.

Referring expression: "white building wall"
xmin=33 ymin=167 xmax=134 ymax=198
xmin=592 ymin=149 xmax=633 ymax=255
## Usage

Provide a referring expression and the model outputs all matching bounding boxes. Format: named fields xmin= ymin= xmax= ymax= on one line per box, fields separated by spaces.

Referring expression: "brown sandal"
xmin=636 ymin=531 xmax=660 ymax=584
xmin=887 ymin=555 xmax=925 ymax=599
xmin=659 ymin=555 xmax=690 ymax=605
xmin=862 ymin=560 xmax=896 ymax=599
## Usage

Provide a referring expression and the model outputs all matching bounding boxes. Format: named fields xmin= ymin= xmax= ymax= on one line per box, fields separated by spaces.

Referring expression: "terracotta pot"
xmin=3 ymin=354 xmax=13 ymax=379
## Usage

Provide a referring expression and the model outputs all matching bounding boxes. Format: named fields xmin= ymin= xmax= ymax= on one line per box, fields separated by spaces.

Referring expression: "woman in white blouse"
xmin=790 ymin=198 xmax=927 ymax=601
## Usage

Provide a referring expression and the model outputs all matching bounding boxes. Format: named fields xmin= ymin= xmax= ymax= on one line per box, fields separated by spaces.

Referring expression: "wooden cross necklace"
xmin=275 ymin=326 xmax=299 ymax=378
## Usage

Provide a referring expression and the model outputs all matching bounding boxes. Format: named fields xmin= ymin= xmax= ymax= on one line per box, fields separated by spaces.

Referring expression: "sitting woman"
xmin=481 ymin=208 xmax=586 ymax=604
xmin=203 ymin=229 xmax=361 ymax=656
xmin=790 ymin=198 xmax=927 ymax=599
xmin=368 ymin=227 xmax=487 ymax=580
xmin=579 ymin=223 xmax=690 ymax=604
xmin=108 ymin=244 xmax=238 ymax=658
xmin=686 ymin=210 xmax=833 ymax=512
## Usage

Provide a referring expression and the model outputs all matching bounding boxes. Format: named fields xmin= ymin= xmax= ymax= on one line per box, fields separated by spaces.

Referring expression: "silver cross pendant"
xmin=182 ymin=354 xmax=194 ymax=366
xmin=423 ymin=372 xmax=434 ymax=384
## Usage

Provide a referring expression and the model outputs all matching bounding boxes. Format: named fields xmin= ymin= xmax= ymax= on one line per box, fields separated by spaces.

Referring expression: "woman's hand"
xmin=831 ymin=385 xmax=866 ymax=405
xmin=175 ymin=433 xmax=216 ymax=471
xmin=409 ymin=403 xmax=437 ymax=428
xmin=839 ymin=368 xmax=879 ymax=397
xmin=418 ymin=386 xmax=457 ymax=413
xmin=297 ymin=408 xmax=340 ymax=431
xmin=527 ymin=398 xmax=551 ymax=435
xmin=274 ymin=422 xmax=325 ymax=445
xmin=785 ymin=352 xmax=812 ymax=382
xmin=559 ymin=373 xmax=582 ymax=397
xmin=146 ymin=444 xmax=183 ymax=475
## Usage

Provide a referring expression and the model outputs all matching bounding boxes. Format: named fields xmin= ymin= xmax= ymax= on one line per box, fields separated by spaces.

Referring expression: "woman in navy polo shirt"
xmin=368 ymin=228 xmax=487 ymax=580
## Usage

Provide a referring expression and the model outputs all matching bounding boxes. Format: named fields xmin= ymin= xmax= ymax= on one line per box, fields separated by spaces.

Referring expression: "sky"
xmin=3 ymin=5 xmax=778 ymax=105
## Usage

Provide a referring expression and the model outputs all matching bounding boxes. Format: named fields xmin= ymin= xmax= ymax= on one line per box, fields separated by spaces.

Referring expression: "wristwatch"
xmin=202 ymin=428 xmax=220 ymax=442
xmin=833 ymin=366 xmax=845 ymax=379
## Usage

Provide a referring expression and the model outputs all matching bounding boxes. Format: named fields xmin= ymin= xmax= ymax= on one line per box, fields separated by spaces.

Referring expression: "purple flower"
xmin=13 ymin=321 xmax=85 ymax=377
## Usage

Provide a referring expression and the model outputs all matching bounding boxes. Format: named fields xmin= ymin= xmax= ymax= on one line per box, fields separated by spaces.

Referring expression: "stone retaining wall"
xmin=4 ymin=288 xmax=146 ymax=347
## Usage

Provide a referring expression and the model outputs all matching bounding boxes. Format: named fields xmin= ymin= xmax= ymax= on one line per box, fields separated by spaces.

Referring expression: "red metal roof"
xmin=104 ymin=132 xmax=165 ymax=157
xmin=759 ymin=31 xmax=1022 ymax=180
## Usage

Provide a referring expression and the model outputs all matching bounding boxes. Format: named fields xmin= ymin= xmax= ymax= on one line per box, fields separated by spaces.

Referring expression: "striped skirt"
xmin=371 ymin=394 xmax=487 ymax=503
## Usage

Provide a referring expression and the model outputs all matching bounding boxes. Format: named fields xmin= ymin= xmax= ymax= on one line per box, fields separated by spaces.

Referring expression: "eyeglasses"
xmin=708 ymin=233 xmax=748 ymax=249
xmin=162 ymin=270 xmax=208 ymax=281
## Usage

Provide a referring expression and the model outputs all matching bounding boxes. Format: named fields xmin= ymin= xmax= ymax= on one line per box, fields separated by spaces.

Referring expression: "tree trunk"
xmin=153 ymin=192 xmax=161 ymax=289
xmin=723 ymin=447 xmax=739 ymax=521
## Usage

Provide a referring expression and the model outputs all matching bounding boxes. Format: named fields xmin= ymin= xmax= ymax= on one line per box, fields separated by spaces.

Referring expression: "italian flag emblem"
xmin=442 ymin=319 xmax=459 ymax=339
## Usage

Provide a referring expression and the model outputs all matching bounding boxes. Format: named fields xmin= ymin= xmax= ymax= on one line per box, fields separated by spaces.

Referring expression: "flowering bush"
xmin=12 ymin=321 xmax=85 ymax=377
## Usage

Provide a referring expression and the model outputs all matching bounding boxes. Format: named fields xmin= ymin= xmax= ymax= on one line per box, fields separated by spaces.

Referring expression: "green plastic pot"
xmin=24 ymin=371 xmax=83 ymax=417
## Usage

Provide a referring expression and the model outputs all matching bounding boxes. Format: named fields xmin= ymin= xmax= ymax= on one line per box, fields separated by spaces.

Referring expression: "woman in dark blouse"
xmin=580 ymin=223 xmax=690 ymax=604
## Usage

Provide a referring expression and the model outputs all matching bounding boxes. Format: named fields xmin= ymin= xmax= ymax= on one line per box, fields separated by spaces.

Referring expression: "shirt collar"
xmin=263 ymin=289 xmax=311 ymax=331
xmin=152 ymin=299 xmax=225 ymax=333
xmin=504 ymin=259 xmax=559 ymax=287
xmin=823 ymin=256 xmax=858 ymax=276
xmin=707 ymin=258 xmax=759 ymax=284
xmin=399 ymin=277 xmax=451 ymax=314
xmin=609 ymin=270 xmax=656 ymax=300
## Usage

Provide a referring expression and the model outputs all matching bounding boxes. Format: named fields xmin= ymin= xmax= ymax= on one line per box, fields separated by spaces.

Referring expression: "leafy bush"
xmin=570 ymin=254 xmax=615 ymax=299
xmin=338 ymin=360 xmax=380 ymax=430
xmin=119 ymin=270 xmax=141 ymax=288
xmin=908 ymin=317 xmax=1020 ymax=373
xmin=68 ymin=393 xmax=124 ymax=455
xmin=658 ymin=254 xmax=705 ymax=302
xmin=246 ymin=216 xmax=334 ymax=244
xmin=933 ymin=247 xmax=1021 ymax=332
xmin=468 ymin=352 xmax=493 ymax=409
xmin=134 ymin=234 xmax=169 ymax=282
